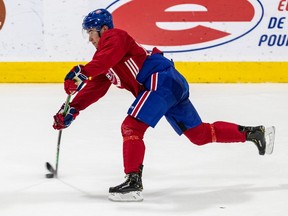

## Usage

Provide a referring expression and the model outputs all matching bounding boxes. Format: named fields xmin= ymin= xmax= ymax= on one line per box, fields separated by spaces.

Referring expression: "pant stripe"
xmin=131 ymin=73 xmax=158 ymax=118
xmin=131 ymin=91 xmax=151 ymax=117
xmin=151 ymin=73 xmax=158 ymax=91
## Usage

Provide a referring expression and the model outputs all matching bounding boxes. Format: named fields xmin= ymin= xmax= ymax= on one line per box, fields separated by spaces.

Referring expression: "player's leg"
xmin=119 ymin=88 xmax=170 ymax=171
xmin=109 ymin=70 xmax=183 ymax=201
xmin=108 ymin=90 xmax=167 ymax=202
xmin=165 ymin=99 xmax=270 ymax=155
xmin=185 ymin=122 xmax=269 ymax=155
xmin=109 ymin=87 xmax=170 ymax=201
xmin=108 ymin=115 xmax=148 ymax=202
xmin=121 ymin=115 xmax=148 ymax=174
xmin=183 ymin=121 xmax=246 ymax=145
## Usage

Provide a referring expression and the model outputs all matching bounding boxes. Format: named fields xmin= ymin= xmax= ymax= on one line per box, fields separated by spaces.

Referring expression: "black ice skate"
xmin=108 ymin=165 xmax=143 ymax=202
xmin=239 ymin=125 xmax=275 ymax=155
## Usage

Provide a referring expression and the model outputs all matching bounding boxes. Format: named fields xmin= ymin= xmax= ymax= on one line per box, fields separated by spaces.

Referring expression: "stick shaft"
xmin=55 ymin=94 xmax=72 ymax=177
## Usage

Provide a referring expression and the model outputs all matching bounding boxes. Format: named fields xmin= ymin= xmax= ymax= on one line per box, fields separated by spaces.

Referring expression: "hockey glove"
xmin=64 ymin=65 xmax=88 ymax=95
xmin=53 ymin=103 xmax=79 ymax=130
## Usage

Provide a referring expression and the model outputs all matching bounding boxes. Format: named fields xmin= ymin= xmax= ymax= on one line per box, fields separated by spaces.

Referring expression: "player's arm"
xmin=70 ymin=74 xmax=111 ymax=111
xmin=53 ymin=74 xmax=111 ymax=130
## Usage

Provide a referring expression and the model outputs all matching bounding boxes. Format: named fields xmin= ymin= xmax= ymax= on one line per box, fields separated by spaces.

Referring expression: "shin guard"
xmin=121 ymin=116 xmax=149 ymax=174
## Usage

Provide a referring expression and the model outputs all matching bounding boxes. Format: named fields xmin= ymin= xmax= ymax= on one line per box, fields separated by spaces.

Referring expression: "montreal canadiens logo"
xmin=107 ymin=0 xmax=264 ymax=52
xmin=0 ymin=0 xmax=5 ymax=31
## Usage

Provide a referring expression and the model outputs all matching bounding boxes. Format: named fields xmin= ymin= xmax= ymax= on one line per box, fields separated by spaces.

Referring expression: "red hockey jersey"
xmin=70 ymin=28 xmax=150 ymax=111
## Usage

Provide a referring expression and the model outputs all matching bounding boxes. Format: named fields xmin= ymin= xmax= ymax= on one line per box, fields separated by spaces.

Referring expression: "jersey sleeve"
xmin=70 ymin=74 xmax=111 ymax=111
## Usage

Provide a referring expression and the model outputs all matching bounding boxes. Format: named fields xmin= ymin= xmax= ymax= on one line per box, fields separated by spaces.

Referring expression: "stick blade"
xmin=46 ymin=173 xmax=55 ymax=178
xmin=46 ymin=162 xmax=55 ymax=173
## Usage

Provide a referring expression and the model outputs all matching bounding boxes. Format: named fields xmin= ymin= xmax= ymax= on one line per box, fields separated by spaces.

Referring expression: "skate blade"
xmin=265 ymin=126 xmax=275 ymax=155
xmin=108 ymin=191 xmax=143 ymax=202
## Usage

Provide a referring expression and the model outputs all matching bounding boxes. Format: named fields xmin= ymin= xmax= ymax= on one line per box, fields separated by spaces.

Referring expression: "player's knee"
xmin=121 ymin=116 xmax=149 ymax=141
xmin=184 ymin=123 xmax=214 ymax=146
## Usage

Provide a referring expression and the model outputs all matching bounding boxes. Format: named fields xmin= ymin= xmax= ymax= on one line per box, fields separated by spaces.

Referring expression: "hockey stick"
xmin=46 ymin=94 xmax=72 ymax=178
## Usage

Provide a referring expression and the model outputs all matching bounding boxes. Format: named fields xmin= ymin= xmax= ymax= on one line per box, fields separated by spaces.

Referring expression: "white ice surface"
xmin=0 ymin=84 xmax=287 ymax=216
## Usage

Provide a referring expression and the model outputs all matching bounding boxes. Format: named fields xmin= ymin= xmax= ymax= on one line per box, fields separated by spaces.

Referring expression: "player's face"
xmin=87 ymin=26 xmax=108 ymax=49
xmin=87 ymin=28 xmax=101 ymax=49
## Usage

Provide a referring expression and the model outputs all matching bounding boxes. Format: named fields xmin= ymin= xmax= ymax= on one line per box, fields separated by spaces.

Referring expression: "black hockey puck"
xmin=46 ymin=173 xmax=54 ymax=178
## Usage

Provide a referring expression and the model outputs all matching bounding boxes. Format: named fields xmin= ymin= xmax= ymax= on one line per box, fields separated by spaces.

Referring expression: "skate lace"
xmin=119 ymin=174 xmax=131 ymax=185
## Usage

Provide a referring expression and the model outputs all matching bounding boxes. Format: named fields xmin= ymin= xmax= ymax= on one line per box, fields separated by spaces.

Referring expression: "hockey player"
xmin=53 ymin=9 xmax=275 ymax=202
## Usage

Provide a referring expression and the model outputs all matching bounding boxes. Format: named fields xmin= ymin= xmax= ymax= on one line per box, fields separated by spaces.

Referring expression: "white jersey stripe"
xmin=129 ymin=59 xmax=139 ymax=74
xmin=124 ymin=61 xmax=135 ymax=78
xmin=124 ymin=58 xmax=139 ymax=78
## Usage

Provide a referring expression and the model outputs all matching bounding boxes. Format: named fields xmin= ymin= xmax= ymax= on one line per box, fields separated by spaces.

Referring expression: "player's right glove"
xmin=53 ymin=103 xmax=79 ymax=130
xmin=64 ymin=65 xmax=88 ymax=95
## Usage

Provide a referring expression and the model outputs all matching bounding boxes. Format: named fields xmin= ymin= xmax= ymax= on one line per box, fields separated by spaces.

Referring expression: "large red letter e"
xmin=112 ymin=0 xmax=255 ymax=46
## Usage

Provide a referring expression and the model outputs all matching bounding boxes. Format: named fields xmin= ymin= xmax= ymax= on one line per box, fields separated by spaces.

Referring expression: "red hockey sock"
xmin=123 ymin=138 xmax=146 ymax=174
xmin=184 ymin=121 xmax=246 ymax=145
xmin=213 ymin=121 xmax=246 ymax=143
xmin=121 ymin=116 xmax=149 ymax=174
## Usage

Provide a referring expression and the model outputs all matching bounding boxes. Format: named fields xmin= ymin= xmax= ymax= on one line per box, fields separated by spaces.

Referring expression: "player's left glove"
xmin=64 ymin=65 xmax=88 ymax=95
xmin=53 ymin=103 xmax=79 ymax=130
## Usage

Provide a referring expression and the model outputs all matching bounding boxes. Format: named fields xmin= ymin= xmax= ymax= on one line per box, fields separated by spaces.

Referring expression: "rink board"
xmin=0 ymin=62 xmax=287 ymax=83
